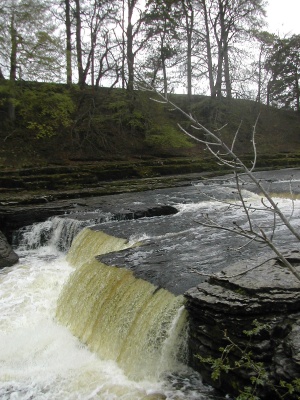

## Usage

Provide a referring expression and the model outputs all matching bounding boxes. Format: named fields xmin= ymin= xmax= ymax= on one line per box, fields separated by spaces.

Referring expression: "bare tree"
xmin=180 ymin=0 xmax=195 ymax=103
xmin=0 ymin=0 xmax=63 ymax=121
xmin=71 ymin=0 xmax=119 ymax=88
xmin=142 ymin=0 xmax=181 ymax=97
xmin=199 ymin=0 xmax=265 ymax=99
xmin=125 ymin=0 xmax=151 ymax=93
xmin=265 ymin=34 xmax=300 ymax=112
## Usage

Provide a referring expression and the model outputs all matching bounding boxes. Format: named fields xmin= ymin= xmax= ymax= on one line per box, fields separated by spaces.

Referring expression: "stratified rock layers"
xmin=185 ymin=253 xmax=300 ymax=398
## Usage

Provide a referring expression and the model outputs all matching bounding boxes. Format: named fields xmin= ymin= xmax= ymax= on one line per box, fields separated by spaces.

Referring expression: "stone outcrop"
xmin=0 ymin=230 xmax=19 ymax=269
xmin=185 ymin=252 xmax=300 ymax=398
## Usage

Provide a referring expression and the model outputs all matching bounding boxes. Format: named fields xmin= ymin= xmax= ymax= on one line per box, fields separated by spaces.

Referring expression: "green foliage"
xmin=236 ymin=386 xmax=261 ymax=400
xmin=243 ymin=319 xmax=271 ymax=337
xmin=126 ymin=109 xmax=146 ymax=130
xmin=106 ymin=95 xmax=128 ymax=115
xmin=0 ymin=80 xmax=22 ymax=104
xmin=103 ymin=91 xmax=147 ymax=132
xmin=18 ymin=85 xmax=75 ymax=138
xmin=71 ymin=89 xmax=194 ymax=152
xmin=0 ymin=82 xmax=9 ymax=104
xmin=265 ymin=34 xmax=300 ymax=111
xmin=280 ymin=379 xmax=300 ymax=396
xmin=146 ymin=124 xmax=194 ymax=149
xmin=197 ymin=320 xmax=300 ymax=399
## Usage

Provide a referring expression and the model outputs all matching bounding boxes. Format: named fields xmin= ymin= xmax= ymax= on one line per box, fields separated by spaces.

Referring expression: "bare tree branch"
xmin=135 ymin=76 xmax=300 ymax=281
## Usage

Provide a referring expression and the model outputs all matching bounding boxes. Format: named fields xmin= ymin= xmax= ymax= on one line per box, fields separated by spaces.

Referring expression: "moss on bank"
xmin=0 ymin=83 xmax=300 ymax=170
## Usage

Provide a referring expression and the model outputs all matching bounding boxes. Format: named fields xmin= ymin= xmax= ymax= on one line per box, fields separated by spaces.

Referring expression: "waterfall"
xmin=14 ymin=216 xmax=90 ymax=252
xmin=56 ymin=228 xmax=188 ymax=381
xmin=14 ymin=211 xmax=114 ymax=253
xmin=66 ymin=227 xmax=132 ymax=267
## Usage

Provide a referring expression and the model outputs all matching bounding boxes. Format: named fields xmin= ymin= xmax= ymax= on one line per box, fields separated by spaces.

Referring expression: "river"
xmin=1 ymin=168 xmax=300 ymax=399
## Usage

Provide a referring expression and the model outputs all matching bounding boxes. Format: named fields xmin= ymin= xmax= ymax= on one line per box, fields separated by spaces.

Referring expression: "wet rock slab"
xmin=97 ymin=218 xmax=266 ymax=295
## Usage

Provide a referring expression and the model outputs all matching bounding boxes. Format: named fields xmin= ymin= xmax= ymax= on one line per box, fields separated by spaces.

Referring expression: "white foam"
xmin=0 ymin=250 xmax=208 ymax=399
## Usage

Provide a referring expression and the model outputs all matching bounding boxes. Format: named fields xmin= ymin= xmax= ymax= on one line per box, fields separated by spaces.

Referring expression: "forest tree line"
xmin=0 ymin=0 xmax=299 ymax=113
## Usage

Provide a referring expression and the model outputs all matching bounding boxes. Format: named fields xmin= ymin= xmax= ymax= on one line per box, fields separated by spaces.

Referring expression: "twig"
xmin=189 ymin=257 xmax=275 ymax=280
xmin=135 ymin=75 xmax=300 ymax=281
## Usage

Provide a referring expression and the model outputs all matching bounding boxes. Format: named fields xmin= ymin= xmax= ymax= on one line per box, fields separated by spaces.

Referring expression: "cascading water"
xmin=14 ymin=211 xmax=114 ymax=253
xmin=57 ymin=227 xmax=189 ymax=380
xmin=65 ymin=228 xmax=131 ymax=267
xmin=0 ymin=215 xmax=213 ymax=399
xmin=56 ymin=259 xmax=188 ymax=380
xmin=3 ymin=169 xmax=297 ymax=399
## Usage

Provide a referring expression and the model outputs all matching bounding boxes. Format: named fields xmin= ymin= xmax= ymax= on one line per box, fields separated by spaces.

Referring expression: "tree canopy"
xmin=0 ymin=0 xmax=299 ymax=112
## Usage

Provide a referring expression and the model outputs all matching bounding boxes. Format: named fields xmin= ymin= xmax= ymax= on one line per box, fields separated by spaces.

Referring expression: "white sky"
xmin=266 ymin=0 xmax=300 ymax=36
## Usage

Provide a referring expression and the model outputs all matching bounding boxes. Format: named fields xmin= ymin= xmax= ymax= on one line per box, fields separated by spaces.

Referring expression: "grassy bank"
xmin=0 ymin=83 xmax=300 ymax=170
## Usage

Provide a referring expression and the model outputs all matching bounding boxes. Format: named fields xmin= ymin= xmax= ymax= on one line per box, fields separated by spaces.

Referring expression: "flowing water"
xmin=0 ymin=217 xmax=215 ymax=399
xmin=1 ymin=169 xmax=300 ymax=399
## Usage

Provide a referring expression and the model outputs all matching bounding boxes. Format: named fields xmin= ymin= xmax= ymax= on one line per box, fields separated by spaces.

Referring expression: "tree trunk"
xmin=182 ymin=0 xmax=193 ymax=104
xmin=9 ymin=12 xmax=17 ymax=122
xmin=160 ymin=23 xmax=168 ymax=97
xmin=74 ymin=0 xmax=84 ymax=88
xmin=267 ymin=80 xmax=271 ymax=107
xmin=202 ymin=0 xmax=215 ymax=98
xmin=212 ymin=1 xmax=225 ymax=99
xmin=256 ymin=48 xmax=262 ymax=103
xmin=295 ymin=69 xmax=299 ymax=112
xmin=186 ymin=27 xmax=192 ymax=102
xmin=215 ymin=41 xmax=223 ymax=99
xmin=122 ymin=0 xmax=126 ymax=89
xmin=126 ymin=0 xmax=135 ymax=93
xmin=91 ymin=31 xmax=95 ymax=88
xmin=223 ymin=44 xmax=232 ymax=99
xmin=10 ymin=13 xmax=17 ymax=83
xmin=65 ymin=0 xmax=72 ymax=86
xmin=161 ymin=54 xmax=168 ymax=97
xmin=218 ymin=0 xmax=231 ymax=99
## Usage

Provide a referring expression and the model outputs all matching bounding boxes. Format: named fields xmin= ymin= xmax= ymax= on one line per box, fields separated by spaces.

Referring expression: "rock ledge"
xmin=185 ymin=252 xmax=300 ymax=398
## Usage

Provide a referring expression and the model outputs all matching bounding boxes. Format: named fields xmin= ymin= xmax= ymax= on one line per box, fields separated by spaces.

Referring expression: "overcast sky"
xmin=266 ymin=0 xmax=300 ymax=36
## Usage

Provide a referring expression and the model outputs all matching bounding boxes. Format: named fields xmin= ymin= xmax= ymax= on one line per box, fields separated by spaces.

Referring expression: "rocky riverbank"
xmin=186 ymin=253 xmax=300 ymax=398
xmin=1 ymin=155 xmax=300 ymax=241
xmin=0 ymin=157 xmax=219 ymax=239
